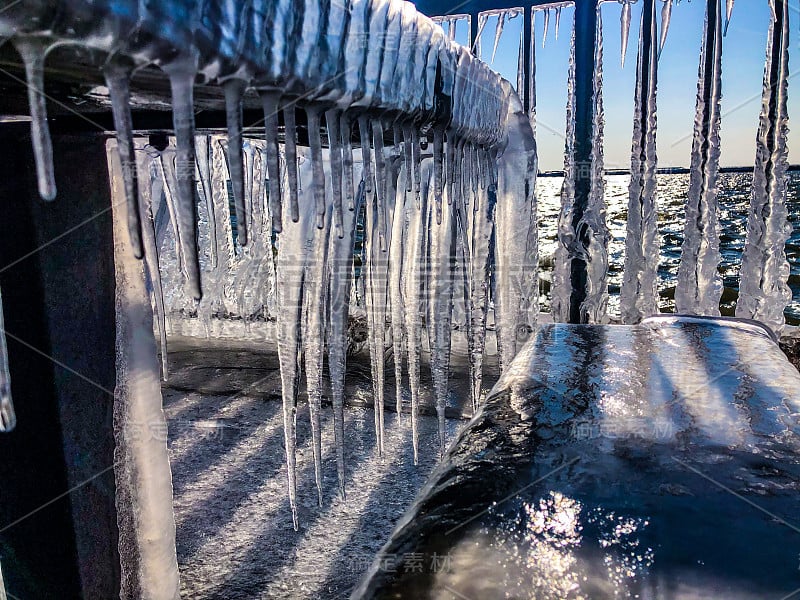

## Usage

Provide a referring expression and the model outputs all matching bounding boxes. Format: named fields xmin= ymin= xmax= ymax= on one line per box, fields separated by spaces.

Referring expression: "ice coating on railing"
xmin=736 ymin=0 xmax=791 ymax=336
xmin=551 ymin=7 xmax=609 ymax=324
xmin=621 ymin=0 xmax=660 ymax=324
xmin=675 ymin=0 xmax=724 ymax=316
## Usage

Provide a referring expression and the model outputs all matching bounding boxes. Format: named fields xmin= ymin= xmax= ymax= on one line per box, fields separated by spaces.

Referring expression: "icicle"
xmin=675 ymin=0 xmax=724 ymax=316
xmin=223 ymin=80 xmax=248 ymax=245
xmin=517 ymin=31 xmax=525 ymax=96
xmin=404 ymin=160 xmax=431 ymax=464
xmin=341 ymin=113 xmax=355 ymax=211
xmin=411 ymin=128 xmax=421 ymax=205
xmin=0 ymin=289 xmax=15 ymax=433
xmin=358 ymin=116 xmax=373 ymax=195
xmin=260 ymin=92 xmax=283 ymax=233
xmin=104 ymin=59 xmax=143 ymax=259
xmin=402 ymin=125 xmax=413 ymax=193
xmin=274 ymin=146 xmax=321 ymax=529
xmin=194 ymin=135 xmax=218 ymax=270
xmin=158 ymin=151 xmax=184 ymax=277
xmin=474 ymin=13 xmax=489 ymax=56
xmin=620 ymin=0 xmax=632 ymax=68
xmin=364 ymin=154 xmax=395 ymax=456
xmin=140 ymin=153 xmax=169 ymax=381
xmin=305 ymin=105 xmax=325 ymax=229
xmin=14 ymin=38 xmax=55 ymax=201
xmin=326 ymin=109 xmax=345 ymax=238
xmin=433 ymin=128 xmax=444 ymax=224
xmin=389 ymin=169 xmax=407 ymax=419
xmin=303 ymin=188 xmax=332 ymax=508
xmin=426 ymin=167 xmax=455 ymax=453
xmin=372 ymin=120 xmax=387 ymax=250
xmin=769 ymin=0 xmax=777 ymax=22
xmin=328 ymin=177 xmax=363 ymax=499
xmin=283 ymin=106 xmax=300 ymax=223
xmin=491 ymin=12 xmax=505 ymax=63
xmin=543 ymin=9 xmax=550 ymax=48
xmin=621 ymin=0 xmax=661 ymax=324
xmin=736 ymin=0 xmax=791 ymax=336
xmin=724 ymin=0 xmax=734 ymax=35
xmin=467 ymin=173 xmax=497 ymax=412
xmin=445 ymin=133 xmax=456 ymax=206
xmin=163 ymin=57 xmax=202 ymax=301
xmin=555 ymin=7 xmax=562 ymax=41
xmin=659 ymin=0 xmax=673 ymax=58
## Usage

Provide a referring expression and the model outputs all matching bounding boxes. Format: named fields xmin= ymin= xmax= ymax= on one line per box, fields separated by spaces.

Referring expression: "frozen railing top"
xmin=0 ymin=0 xmax=532 ymax=302
xmin=0 ymin=0 xmax=516 ymax=175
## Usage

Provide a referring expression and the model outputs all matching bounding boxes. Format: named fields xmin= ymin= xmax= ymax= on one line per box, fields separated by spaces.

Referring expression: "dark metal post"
xmin=0 ymin=127 xmax=121 ymax=598
xmin=569 ymin=0 xmax=599 ymax=323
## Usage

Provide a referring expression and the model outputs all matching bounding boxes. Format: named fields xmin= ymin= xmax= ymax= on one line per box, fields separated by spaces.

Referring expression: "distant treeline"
xmin=538 ymin=165 xmax=800 ymax=177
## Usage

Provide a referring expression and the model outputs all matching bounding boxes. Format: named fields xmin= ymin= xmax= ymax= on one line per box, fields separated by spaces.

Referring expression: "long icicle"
xmin=365 ymin=155 xmax=394 ymax=456
xmin=372 ymin=120 xmax=387 ymax=250
xmin=675 ymin=0 xmax=724 ymax=315
xmin=195 ymin=135 xmax=219 ymax=270
xmin=724 ymin=0 xmax=735 ymax=35
xmin=543 ymin=9 xmax=550 ymax=49
xmin=389 ymin=166 xmax=407 ymax=419
xmin=303 ymin=182 xmax=332 ymax=508
xmin=405 ymin=159 xmax=430 ymax=464
xmin=284 ymin=105 xmax=300 ymax=222
xmin=307 ymin=106 xmax=326 ymax=229
xmin=140 ymin=152 xmax=170 ymax=381
xmin=164 ymin=57 xmax=202 ymax=300
xmin=14 ymin=38 xmax=56 ymax=201
xmin=104 ymin=58 xmax=144 ymax=259
xmin=426 ymin=165 xmax=455 ymax=453
xmin=433 ymin=128 xmax=445 ymax=224
xmin=620 ymin=0 xmax=632 ymax=68
xmin=736 ymin=0 xmax=791 ymax=336
xmin=261 ymin=92 xmax=284 ymax=233
xmin=358 ymin=116 xmax=373 ymax=196
xmin=328 ymin=178 xmax=363 ymax=498
xmin=659 ymin=0 xmax=673 ymax=58
xmin=555 ymin=7 xmax=562 ymax=41
xmin=621 ymin=0 xmax=660 ymax=324
xmin=491 ymin=12 xmax=505 ymax=63
xmin=341 ymin=113 xmax=356 ymax=211
xmin=223 ymin=80 xmax=249 ymax=245
xmin=326 ymin=109 xmax=345 ymax=238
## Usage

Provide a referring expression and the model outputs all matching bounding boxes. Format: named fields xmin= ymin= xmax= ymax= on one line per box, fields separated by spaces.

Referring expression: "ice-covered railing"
xmin=0 ymin=0 xmax=539 ymax=526
xmin=429 ymin=0 xmax=792 ymax=335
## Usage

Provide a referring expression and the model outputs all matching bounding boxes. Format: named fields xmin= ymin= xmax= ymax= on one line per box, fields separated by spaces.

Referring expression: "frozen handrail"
xmin=0 ymin=0 xmax=523 ymax=295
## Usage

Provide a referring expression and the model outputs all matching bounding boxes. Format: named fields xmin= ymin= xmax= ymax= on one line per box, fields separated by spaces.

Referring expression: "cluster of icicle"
xmin=0 ymin=1 xmax=538 ymax=522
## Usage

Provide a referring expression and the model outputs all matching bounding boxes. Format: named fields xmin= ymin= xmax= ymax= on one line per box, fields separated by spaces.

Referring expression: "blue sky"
xmin=455 ymin=1 xmax=800 ymax=171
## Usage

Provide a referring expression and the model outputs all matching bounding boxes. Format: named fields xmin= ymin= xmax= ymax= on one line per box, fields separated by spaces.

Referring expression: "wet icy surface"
xmin=356 ymin=318 xmax=800 ymax=599
xmin=162 ymin=336 xmax=487 ymax=598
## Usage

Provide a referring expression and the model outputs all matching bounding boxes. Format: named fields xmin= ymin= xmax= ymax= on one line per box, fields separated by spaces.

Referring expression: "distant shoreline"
xmin=538 ymin=165 xmax=800 ymax=177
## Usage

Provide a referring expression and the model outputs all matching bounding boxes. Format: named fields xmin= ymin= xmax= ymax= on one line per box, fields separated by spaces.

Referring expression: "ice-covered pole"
xmin=551 ymin=2 xmax=609 ymax=324
xmin=675 ymin=0 xmax=724 ymax=316
xmin=620 ymin=0 xmax=661 ymax=323
xmin=735 ymin=0 xmax=791 ymax=336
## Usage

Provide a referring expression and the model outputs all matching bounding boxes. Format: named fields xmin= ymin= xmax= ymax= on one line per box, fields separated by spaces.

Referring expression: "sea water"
xmin=536 ymin=170 xmax=800 ymax=323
